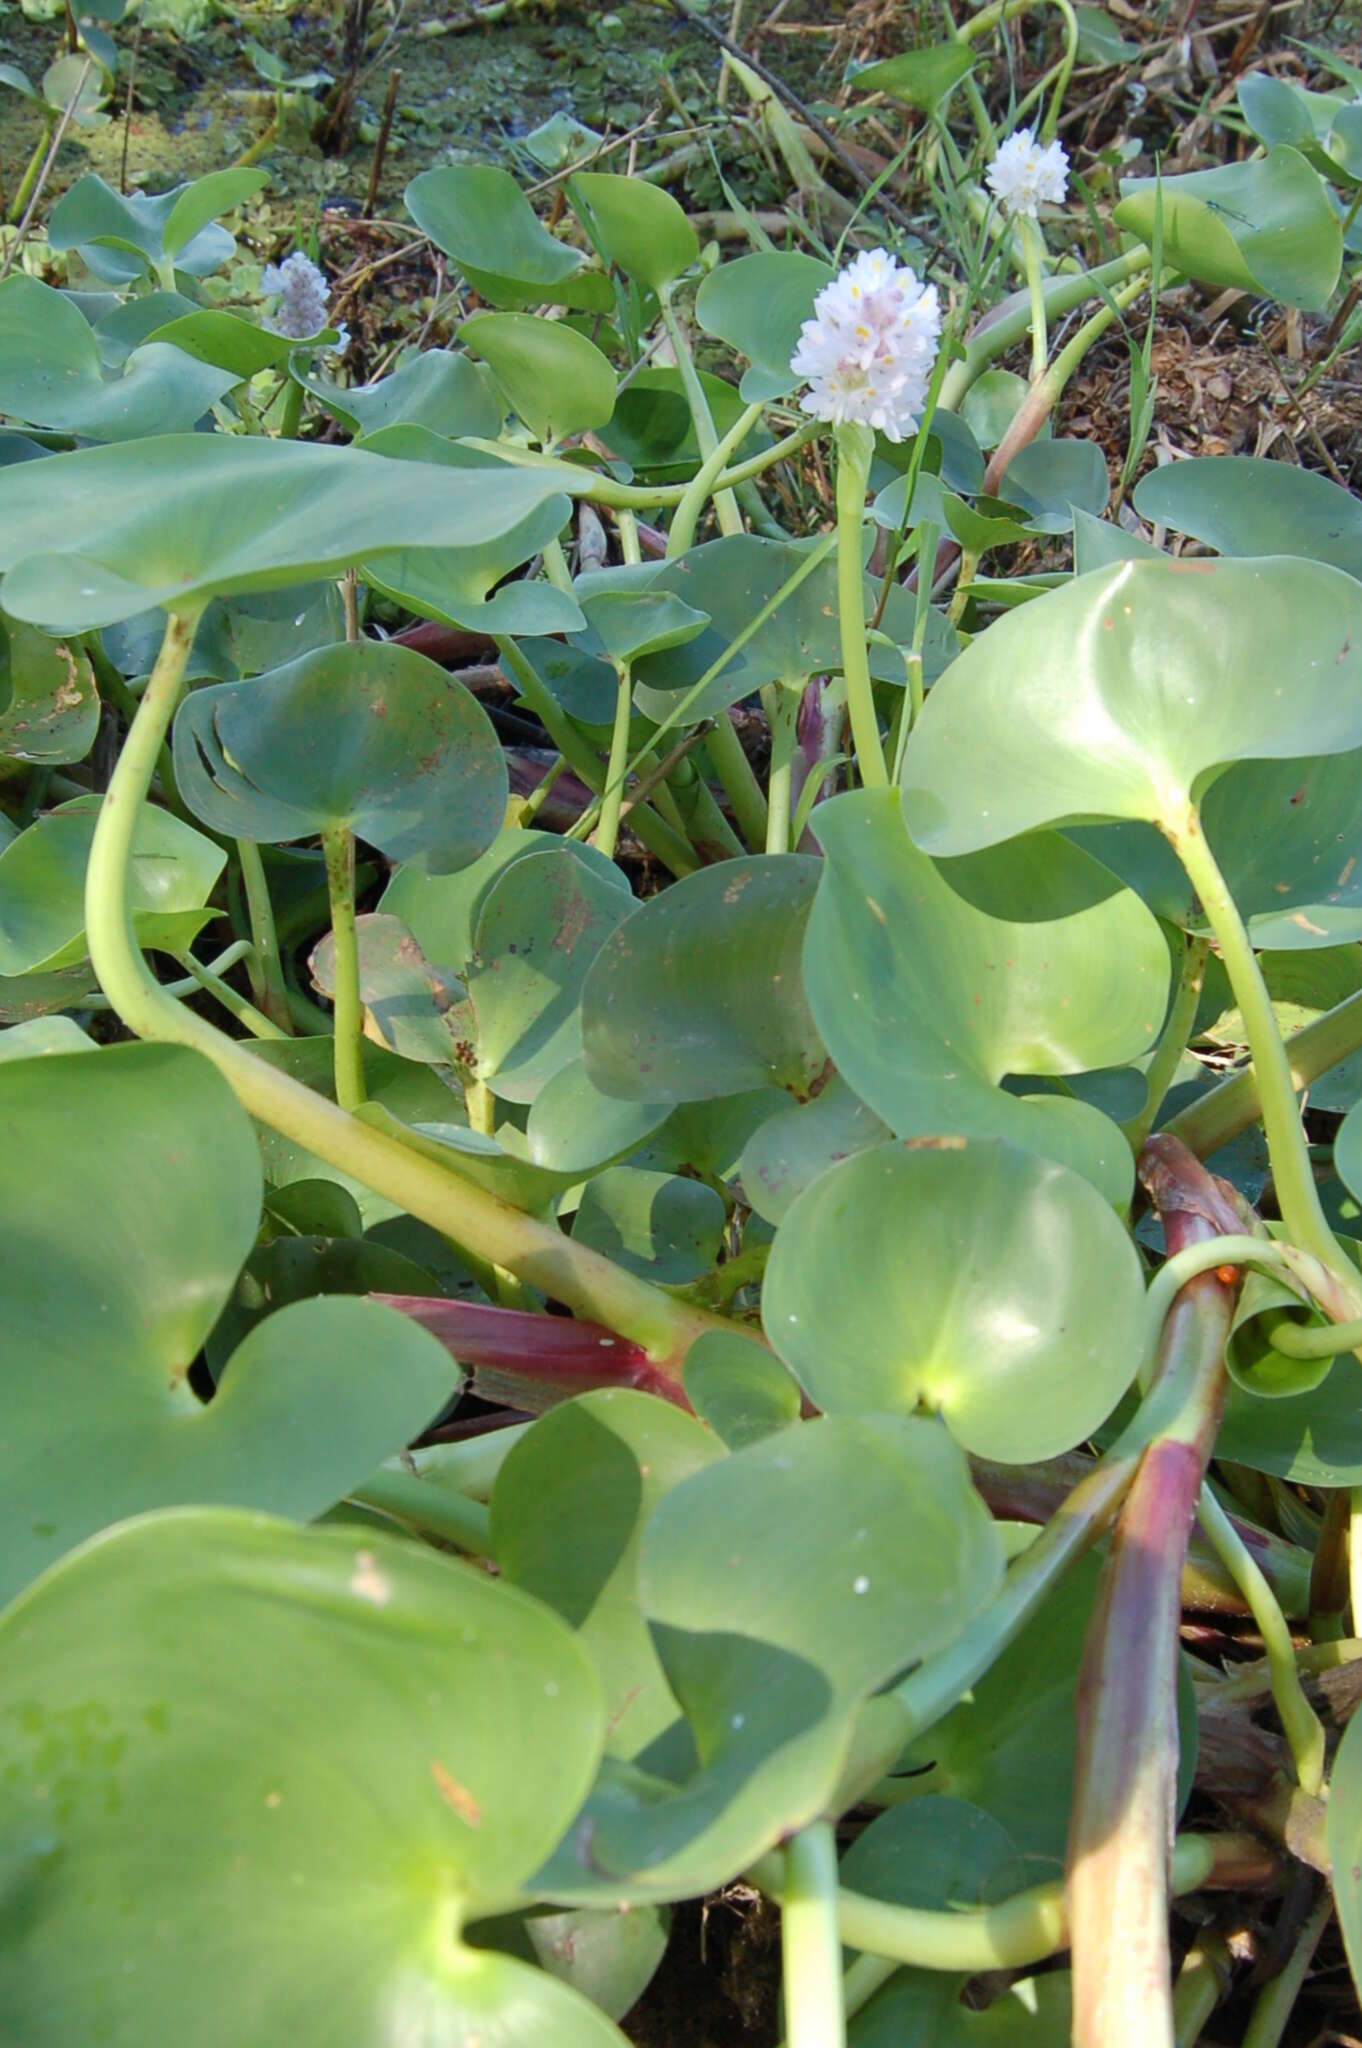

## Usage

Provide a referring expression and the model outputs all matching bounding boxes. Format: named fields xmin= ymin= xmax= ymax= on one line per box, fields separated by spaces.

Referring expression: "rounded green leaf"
xmin=406 ymin=163 xmax=613 ymax=311
xmin=901 ymin=557 xmax=1362 ymax=852
xmin=0 ymin=793 xmax=223 ymax=974
xmin=300 ymin=348 xmax=502 ymax=440
xmin=0 ymin=275 xmax=236 ymax=440
xmin=146 ymin=308 xmax=312 ymax=379
xmin=1072 ymin=748 xmax=1362 ymax=951
xmin=0 ymin=435 xmax=574 ymax=633
xmin=581 ymin=855 xmax=828 ymax=1104
xmin=356 ymin=425 xmax=580 ymax=636
xmin=568 ymin=172 xmax=698 ymax=291
xmin=804 ymin=790 xmax=1165 ymax=1202
xmin=468 ymin=845 xmax=635 ymax=1100
xmin=461 ymin=311 xmax=615 ymax=443
xmin=382 ymin=827 xmax=623 ymax=973
xmin=493 ymin=1389 xmax=721 ymax=1759
xmin=694 ymin=251 xmax=834 ymax=401
xmin=1114 ymin=146 xmax=1342 ymax=308
xmin=552 ymin=1415 xmax=1002 ymax=1899
xmin=526 ymin=1058 xmax=670 ymax=1174
xmin=309 ymin=913 xmax=468 ymax=1066
xmin=173 ymin=641 xmax=507 ymax=871
xmin=569 ymin=1166 xmax=726 ymax=1283
xmin=0 ymin=1043 xmax=457 ymax=1600
xmin=47 ymin=170 xmax=261 ymax=283
xmin=764 ymin=1139 xmax=1145 ymax=1461
xmin=682 ymin=1329 xmax=802 ymax=1450
xmin=740 ymin=1073 xmax=891 ymax=1225
xmin=0 ymin=1506 xmax=622 ymax=2047
xmin=1133 ymin=455 xmax=1362 ymax=582
xmin=0 ymin=616 xmax=98 ymax=764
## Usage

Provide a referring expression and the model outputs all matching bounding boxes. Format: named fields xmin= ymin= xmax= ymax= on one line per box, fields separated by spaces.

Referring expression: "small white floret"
xmin=789 ymin=246 xmax=942 ymax=443
xmin=985 ymin=127 xmax=1070 ymax=218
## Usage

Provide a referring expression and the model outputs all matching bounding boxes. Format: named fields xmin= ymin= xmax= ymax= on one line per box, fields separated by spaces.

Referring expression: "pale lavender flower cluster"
xmin=789 ymin=248 xmax=942 ymax=443
xmin=985 ymin=127 xmax=1070 ymax=218
xmin=260 ymin=250 xmax=348 ymax=351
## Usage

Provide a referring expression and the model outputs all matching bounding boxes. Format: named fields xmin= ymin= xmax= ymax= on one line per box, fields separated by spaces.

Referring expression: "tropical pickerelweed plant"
xmin=3 ymin=13 xmax=1362 ymax=2044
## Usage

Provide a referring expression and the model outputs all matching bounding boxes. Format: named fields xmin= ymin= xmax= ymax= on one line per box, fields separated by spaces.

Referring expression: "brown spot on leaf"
xmin=430 ymin=1760 xmax=483 ymax=1827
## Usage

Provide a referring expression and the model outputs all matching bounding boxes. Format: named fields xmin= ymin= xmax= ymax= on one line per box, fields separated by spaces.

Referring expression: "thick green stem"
xmin=1168 ymin=809 xmax=1344 ymax=1276
xmin=1020 ymin=214 xmax=1049 ymax=382
xmin=1122 ymin=935 xmax=1209 ymax=1155
xmin=235 ymin=836 xmax=293 ymax=1032
xmin=352 ymin=1466 xmax=494 ymax=1557
xmin=751 ymin=1834 xmax=1221 ymax=1975
xmin=279 ymin=374 xmax=304 ymax=439
xmin=833 ymin=424 xmax=886 ymax=788
xmin=667 ymin=398 xmax=765 ymax=557
xmin=1165 ymin=986 xmax=1362 ymax=1162
xmin=8 ymin=124 xmax=51 ymax=226
xmin=173 ymin=950 xmax=287 ymax=1040
xmin=762 ymin=682 xmax=802 ymax=854
xmin=938 ymin=249 xmax=1149 ymax=412
xmin=781 ymin=1823 xmax=846 ymax=2048
xmin=658 ymin=282 xmax=743 ymax=538
xmin=409 ymin=1423 xmax=531 ymax=1500
xmin=1196 ymin=1486 xmax=1325 ymax=1795
xmin=1239 ymin=1885 xmax=1332 ymax=2048
xmin=1171 ymin=1932 xmax=1231 ymax=2048
xmin=594 ymin=658 xmax=634 ymax=862
xmin=321 ymin=824 xmax=365 ymax=1112
xmin=83 ymin=610 xmax=738 ymax=1370
xmin=705 ymin=709 xmax=768 ymax=852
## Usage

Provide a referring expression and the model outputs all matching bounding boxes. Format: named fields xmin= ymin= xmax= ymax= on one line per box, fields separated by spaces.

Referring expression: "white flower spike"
xmin=789 ymin=247 xmax=942 ymax=443
xmin=985 ymin=127 xmax=1070 ymax=218
xmin=260 ymin=250 xmax=348 ymax=351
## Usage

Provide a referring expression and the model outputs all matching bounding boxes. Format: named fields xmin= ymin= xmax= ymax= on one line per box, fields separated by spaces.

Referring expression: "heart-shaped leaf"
xmin=461 ymin=311 xmax=616 ymax=443
xmin=1133 ymin=455 xmax=1362 ymax=581
xmin=406 ymin=163 xmax=614 ymax=311
xmin=1115 ymin=146 xmax=1342 ymax=308
xmin=803 ymin=790 xmax=1165 ymax=1201
xmin=173 ymin=640 xmax=507 ymax=872
xmin=147 ymin=308 xmax=325 ymax=379
xmin=382 ymin=826 xmax=623 ymax=977
xmin=764 ymin=1139 xmax=1145 ymax=1460
xmin=0 ymin=1042 xmax=458 ymax=1601
xmin=1070 ymin=748 xmax=1362 ymax=952
xmin=901 ymin=557 xmax=1362 ymax=853
xmin=0 ymin=276 xmax=236 ymax=440
xmin=0 ymin=615 xmax=98 ymax=764
xmin=740 ymin=1074 xmax=892 ymax=1225
xmin=356 ymin=425 xmax=580 ymax=635
xmin=298 ymin=347 xmax=502 ymax=440
xmin=540 ymin=1414 xmax=1002 ymax=1900
xmin=569 ymin=1166 xmax=726 ymax=1282
xmin=467 ymin=844 xmax=635 ymax=1101
xmin=0 ymin=1506 xmax=623 ymax=2046
xmin=493 ymin=1390 xmax=721 ymax=1759
xmin=694 ymin=251 xmax=835 ymax=401
xmin=0 ymin=794 xmax=223 ymax=974
xmin=47 ymin=168 xmax=266 ymax=283
xmin=568 ymin=172 xmax=699 ymax=291
xmin=582 ymin=855 xmax=828 ymax=1103
xmin=0 ymin=434 xmax=572 ymax=633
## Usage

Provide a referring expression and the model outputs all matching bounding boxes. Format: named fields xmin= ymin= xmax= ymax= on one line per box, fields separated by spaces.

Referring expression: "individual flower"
xmin=260 ymin=249 xmax=348 ymax=351
xmin=789 ymin=247 xmax=942 ymax=443
xmin=985 ymin=127 xmax=1070 ymax=218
